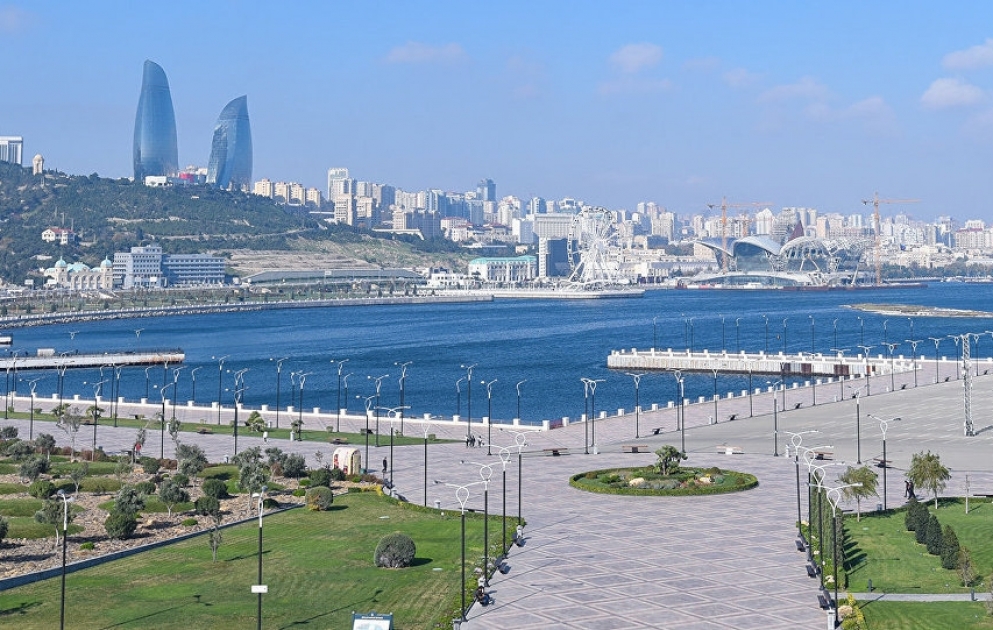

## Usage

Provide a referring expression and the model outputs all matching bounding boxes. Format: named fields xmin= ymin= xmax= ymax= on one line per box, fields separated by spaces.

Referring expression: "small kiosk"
xmin=332 ymin=446 xmax=361 ymax=475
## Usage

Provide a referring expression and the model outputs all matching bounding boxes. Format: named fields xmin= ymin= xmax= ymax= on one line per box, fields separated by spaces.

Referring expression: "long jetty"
xmin=607 ymin=347 xmax=917 ymax=377
xmin=0 ymin=348 xmax=184 ymax=370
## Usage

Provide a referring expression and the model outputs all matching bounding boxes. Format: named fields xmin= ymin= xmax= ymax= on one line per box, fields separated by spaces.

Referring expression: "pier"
xmin=607 ymin=347 xmax=918 ymax=377
xmin=0 ymin=348 xmax=184 ymax=370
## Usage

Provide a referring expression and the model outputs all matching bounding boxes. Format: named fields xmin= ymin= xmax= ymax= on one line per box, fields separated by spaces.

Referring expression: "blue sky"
xmin=2 ymin=1 xmax=993 ymax=221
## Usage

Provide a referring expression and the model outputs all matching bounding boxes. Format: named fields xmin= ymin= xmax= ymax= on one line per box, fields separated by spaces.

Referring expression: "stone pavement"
xmin=4 ymin=361 xmax=993 ymax=629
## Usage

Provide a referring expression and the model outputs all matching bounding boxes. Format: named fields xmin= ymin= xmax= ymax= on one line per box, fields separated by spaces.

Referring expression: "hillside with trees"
xmin=0 ymin=162 xmax=468 ymax=285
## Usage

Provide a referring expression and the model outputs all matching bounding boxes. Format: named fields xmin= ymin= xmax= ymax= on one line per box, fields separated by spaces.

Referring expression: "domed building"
xmin=43 ymin=257 xmax=114 ymax=290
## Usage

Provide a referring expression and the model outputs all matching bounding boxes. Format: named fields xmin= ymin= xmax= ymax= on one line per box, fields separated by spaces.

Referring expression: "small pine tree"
xmin=958 ymin=546 xmax=976 ymax=587
xmin=941 ymin=525 xmax=960 ymax=570
xmin=905 ymin=498 xmax=927 ymax=532
xmin=925 ymin=514 xmax=943 ymax=555
xmin=914 ymin=507 xmax=930 ymax=544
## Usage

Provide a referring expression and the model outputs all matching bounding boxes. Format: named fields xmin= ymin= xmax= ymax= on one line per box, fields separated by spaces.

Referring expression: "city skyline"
xmin=2 ymin=2 xmax=993 ymax=219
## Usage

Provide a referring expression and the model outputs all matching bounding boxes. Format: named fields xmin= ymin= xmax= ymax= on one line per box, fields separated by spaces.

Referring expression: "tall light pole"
xmin=144 ymin=366 xmax=154 ymax=401
xmin=446 ymin=481 xmax=483 ymax=623
xmin=857 ymin=345 xmax=875 ymax=396
xmin=883 ymin=319 xmax=889 ymax=345
xmin=929 ymin=336 xmax=943 ymax=383
xmin=763 ymin=314 xmax=770 ymax=353
xmin=746 ymin=360 xmax=754 ymax=417
xmin=867 ymin=414 xmax=901 ymax=510
xmin=826 ymin=483 xmax=862 ymax=618
xmin=483 ymin=379 xmax=497 ymax=455
xmin=110 ymin=364 xmax=122 ymax=428
xmin=28 ymin=378 xmax=41 ymax=440
xmin=779 ymin=430 xmax=819 ymax=536
xmin=515 ymin=379 xmax=527 ymax=424
xmin=857 ymin=316 xmax=865 ymax=346
xmin=171 ymin=366 xmax=185 ymax=429
xmin=948 ymin=335 xmax=962 ymax=380
xmin=501 ymin=428 xmax=540 ymax=527
xmin=455 ymin=377 xmax=465 ymax=418
xmin=379 ymin=407 xmax=408 ymax=488
xmin=395 ymin=361 xmax=412 ymax=434
xmin=581 ymin=377 xmax=605 ymax=453
xmin=422 ymin=419 xmax=434 ymax=507
xmin=361 ymin=395 xmax=375 ymax=473
xmin=134 ymin=328 xmax=144 ymax=349
xmin=461 ymin=364 xmax=476 ymax=441
xmin=667 ymin=369 xmax=686 ymax=454
xmin=369 ymin=374 xmax=388 ymax=446
xmin=735 ymin=317 xmax=742 ymax=353
xmin=159 ymin=381 xmax=175 ymax=459
xmin=720 ymin=314 xmax=726 ymax=351
xmin=767 ymin=380 xmax=783 ymax=456
xmin=626 ymin=373 xmax=645 ymax=438
xmin=341 ymin=373 xmax=353 ymax=430
xmin=332 ymin=359 xmax=348 ymax=432
xmin=884 ymin=342 xmax=898 ymax=392
xmin=833 ymin=318 xmax=839 ymax=350
xmin=214 ymin=355 xmax=229 ymax=425
xmin=847 ymin=384 xmax=865 ymax=464
xmin=711 ymin=368 xmax=719 ymax=424
xmin=230 ymin=368 xmax=249 ymax=457
xmin=272 ymin=357 xmax=288 ymax=429
xmin=88 ymin=379 xmax=108 ymax=461
xmin=58 ymin=489 xmax=72 ymax=630
xmin=652 ymin=316 xmax=658 ymax=349
xmin=809 ymin=315 xmax=815 ymax=353
xmin=782 ymin=317 xmax=789 ymax=354
xmin=253 ymin=485 xmax=268 ymax=630
xmin=495 ymin=446 xmax=513 ymax=555
xmin=295 ymin=372 xmax=311 ymax=441
xmin=461 ymin=461 xmax=493 ymax=585
xmin=190 ymin=366 xmax=202 ymax=405
xmin=907 ymin=339 xmax=921 ymax=388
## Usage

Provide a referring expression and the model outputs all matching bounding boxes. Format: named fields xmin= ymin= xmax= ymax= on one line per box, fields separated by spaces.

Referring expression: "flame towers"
xmin=206 ymin=96 xmax=252 ymax=190
xmin=133 ymin=60 xmax=179 ymax=182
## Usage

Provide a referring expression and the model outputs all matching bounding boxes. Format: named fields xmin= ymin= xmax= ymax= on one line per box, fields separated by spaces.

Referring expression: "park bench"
xmin=795 ymin=538 xmax=806 ymax=552
xmin=621 ymin=444 xmax=650 ymax=454
xmin=812 ymin=450 xmax=833 ymax=460
xmin=793 ymin=402 xmax=802 ymax=410
xmin=817 ymin=593 xmax=831 ymax=609
xmin=727 ymin=414 xmax=737 ymax=422
xmin=717 ymin=445 xmax=743 ymax=455
xmin=873 ymin=457 xmax=891 ymax=468
xmin=197 ymin=427 xmax=213 ymax=435
xmin=806 ymin=564 xmax=818 ymax=578
xmin=651 ymin=427 xmax=663 ymax=435
xmin=360 ymin=428 xmax=374 ymax=435
xmin=543 ymin=447 xmax=569 ymax=456
xmin=330 ymin=437 xmax=349 ymax=445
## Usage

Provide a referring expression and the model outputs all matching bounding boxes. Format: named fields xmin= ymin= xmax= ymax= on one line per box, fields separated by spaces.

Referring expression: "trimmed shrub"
xmin=310 ymin=468 xmax=332 ymax=487
xmin=29 ymin=479 xmax=55 ymax=499
xmin=139 ymin=457 xmax=160 ymax=475
xmin=941 ymin=525 xmax=960 ymax=570
xmin=298 ymin=478 xmax=312 ymax=487
xmin=905 ymin=498 xmax=927 ymax=532
xmin=329 ymin=467 xmax=346 ymax=482
xmin=114 ymin=485 xmax=146 ymax=515
xmin=104 ymin=510 xmax=138 ymax=540
xmin=20 ymin=456 xmax=50 ymax=481
xmin=0 ymin=515 xmax=8 ymax=544
xmin=134 ymin=481 xmax=157 ymax=496
xmin=374 ymin=532 xmax=416 ymax=568
xmin=195 ymin=495 xmax=221 ymax=518
xmin=171 ymin=473 xmax=189 ymax=488
xmin=79 ymin=541 xmax=95 ymax=551
xmin=182 ymin=518 xmax=198 ymax=527
xmin=925 ymin=514 xmax=943 ymax=555
xmin=201 ymin=478 xmax=228 ymax=499
xmin=282 ymin=454 xmax=307 ymax=479
xmin=292 ymin=488 xmax=306 ymax=497
xmin=306 ymin=486 xmax=334 ymax=511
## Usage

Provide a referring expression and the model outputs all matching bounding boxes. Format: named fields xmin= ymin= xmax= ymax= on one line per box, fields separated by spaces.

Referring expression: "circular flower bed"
xmin=569 ymin=466 xmax=758 ymax=496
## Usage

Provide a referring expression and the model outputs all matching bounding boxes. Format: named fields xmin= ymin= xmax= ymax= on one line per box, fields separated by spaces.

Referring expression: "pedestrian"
xmin=382 ymin=457 xmax=388 ymax=475
xmin=263 ymin=431 xmax=268 ymax=444
xmin=904 ymin=480 xmax=910 ymax=498
xmin=908 ymin=481 xmax=916 ymax=500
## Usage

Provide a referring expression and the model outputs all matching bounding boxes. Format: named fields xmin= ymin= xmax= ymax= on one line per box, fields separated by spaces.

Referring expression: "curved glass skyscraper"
xmin=133 ymin=60 xmax=179 ymax=182
xmin=206 ymin=96 xmax=252 ymax=190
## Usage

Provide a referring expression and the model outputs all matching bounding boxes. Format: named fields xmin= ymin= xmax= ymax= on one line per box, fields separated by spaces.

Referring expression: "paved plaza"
xmin=3 ymin=358 xmax=993 ymax=629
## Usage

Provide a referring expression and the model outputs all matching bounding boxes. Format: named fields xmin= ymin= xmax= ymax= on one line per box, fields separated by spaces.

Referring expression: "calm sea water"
xmin=6 ymin=283 xmax=993 ymax=425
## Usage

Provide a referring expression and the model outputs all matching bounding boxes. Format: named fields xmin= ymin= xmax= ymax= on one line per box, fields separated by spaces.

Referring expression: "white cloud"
xmin=609 ymin=43 xmax=663 ymax=74
xmin=682 ymin=56 xmax=720 ymax=72
xmin=942 ymin=38 xmax=993 ymax=70
xmin=0 ymin=5 xmax=31 ymax=33
xmin=723 ymin=67 xmax=761 ymax=88
xmin=757 ymin=76 xmax=830 ymax=103
xmin=921 ymin=77 xmax=985 ymax=110
xmin=845 ymin=96 xmax=891 ymax=119
xmin=384 ymin=42 xmax=466 ymax=64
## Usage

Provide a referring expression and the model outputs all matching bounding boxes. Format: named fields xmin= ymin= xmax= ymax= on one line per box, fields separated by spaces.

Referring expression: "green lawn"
xmin=860 ymin=601 xmax=993 ymax=629
xmin=845 ymin=499 xmax=993 ymax=594
xmin=0 ymin=491 xmax=506 ymax=629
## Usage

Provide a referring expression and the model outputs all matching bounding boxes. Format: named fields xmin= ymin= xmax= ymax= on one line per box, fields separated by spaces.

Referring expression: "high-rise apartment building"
xmin=0 ymin=136 xmax=23 ymax=165
xmin=327 ymin=167 xmax=350 ymax=198
xmin=133 ymin=60 xmax=179 ymax=182
xmin=477 ymin=178 xmax=496 ymax=202
xmin=206 ymin=96 xmax=252 ymax=190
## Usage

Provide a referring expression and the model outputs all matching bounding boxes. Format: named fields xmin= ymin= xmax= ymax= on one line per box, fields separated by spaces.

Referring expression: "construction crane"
xmin=861 ymin=192 xmax=919 ymax=285
xmin=707 ymin=197 xmax=773 ymax=273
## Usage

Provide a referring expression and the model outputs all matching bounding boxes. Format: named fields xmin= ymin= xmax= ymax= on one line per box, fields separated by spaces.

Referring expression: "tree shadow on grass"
xmin=279 ymin=589 xmax=384 ymax=629
xmin=409 ymin=556 xmax=433 ymax=567
xmin=0 ymin=601 xmax=42 ymax=617
xmin=843 ymin=536 xmax=866 ymax=574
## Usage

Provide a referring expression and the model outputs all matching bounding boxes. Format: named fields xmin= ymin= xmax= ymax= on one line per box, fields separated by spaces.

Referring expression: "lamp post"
xmin=190 ymin=366 xmax=202 ymax=406
xmin=422 ymin=419 xmax=434 ymax=507
xmin=763 ymin=314 xmax=769 ymax=353
xmin=907 ymin=317 xmax=914 ymax=346
xmin=171 ymin=366 xmax=185 ymax=428
xmin=826 ymin=483 xmax=862 ymax=617
xmin=857 ymin=345 xmax=875 ymax=396
xmin=847 ymin=385 xmax=865 ymax=464
xmin=831 ymin=348 xmax=848 ymax=400
xmin=867 ymin=414 xmax=901 ymax=510
xmin=369 ymin=374 xmax=388 ymax=446
xmin=379 ymin=407 xmax=408 ymax=488
xmin=495 ymin=446 xmax=513 ymax=555
xmin=779 ymin=430 xmax=819 ymax=536
xmin=581 ymin=377 xmax=604 ymax=453
xmin=809 ymin=315 xmax=815 ymax=353
xmin=883 ymin=319 xmax=889 ymax=345
xmin=462 ymin=460 xmax=494 ymax=585
xmin=295 ymin=371 xmax=311 ymax=441
xmin=688 ymin=317 xmax=695 ymax=352
xmin=948 ymin=335 xmax=962 ymax=380
xmin=833 ymin=318 xmax=838 ymax=350
xmin=57 ymin=489 xmax=72 ymax=630
xmin=395 ymin=361 xmax=412 ymax=434
xmin=159 ymin=381 xmax=175 ymax=459
xmin=455 ymin=376 xmax=465 ymax=418
xmin=361 ymin=395 xmax=375 ymax=473
xmin=735 ymin=317 xmax=742 ymax=353
xmin=906 ymin=339 xmax=921 ymax=388
xmin=110 ymin=364 xmax=122 ymax=427
xmin=28 ymin=378 xmax=41 ymax=440
xmin=884 ymin=342 xmax=898 ymax=392
xmin=341 ymin=373 xmax=352 ymax=427
xmin=332 ymin=359 xmax=348 ymax=432
xmin=767 ymin=379 xmax=783 ymax=456
xmin=214 ymin=355 xmax=229 ymax=425
xmin=230 ymin=369 xmax=249 ymax=457
xmin=652 ymin=316 xmax=658 ymax=350
xmin=929 ymin=336 xmax=943 ymax=383
xmin=89 ymin=379 xmax=108 ymax=461
xmin=782 ymin=318 xmax=789 ymax=354
xmin=625 ymin=373 xmax=645 ymax=438
xmin=746 ymin=360 xmax=754 ymax=417
xmin=272 ymin=357 xmax=288 ymax=429
xmin=253 ymin=485 xmax=268 ymax=630
xmin=720 ymin=314 xmax=726 ymax=351
xmin=581 ymin=378 xmax=591 ymax=455
xmin=667 ymin=370 xmax=686 ymax=454
xmin=446 ymin=481 xmax=483 ymax=622
xmin=144 ymin=366 xmax=154 ymax=401
xmin=134 ymin=328 xmax=144 ymax=349
xmin=515 ymin=379 xmax=526 ymax=424
xmin=461 ymin=364 xmax=476 ymax=441
xmin=501 ymin=428 xmax=539 ymax=527
xmin=857 ymin=316 xmax=865 ymax=346
xmin=711 ymin=368 xmax=719 ymax=424
xmin=482 ymin=379 xmax=497 ymax=455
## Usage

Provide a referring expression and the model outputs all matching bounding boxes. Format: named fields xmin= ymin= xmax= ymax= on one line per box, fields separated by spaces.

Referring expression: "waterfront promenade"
xmin=2 ymin=356 xmax=992 ymax=629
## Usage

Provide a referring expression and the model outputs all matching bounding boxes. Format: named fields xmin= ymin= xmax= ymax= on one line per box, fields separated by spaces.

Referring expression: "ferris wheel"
xmin=567 ymin=207 xmax=620 ymax=288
